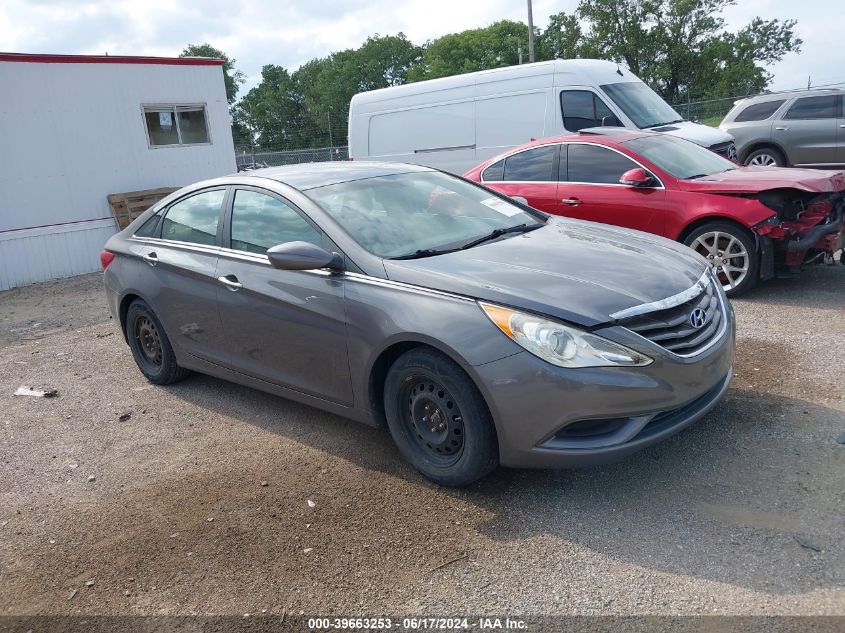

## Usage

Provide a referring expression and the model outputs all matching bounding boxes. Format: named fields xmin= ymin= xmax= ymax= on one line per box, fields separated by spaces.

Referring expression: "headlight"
xmin=480 ymin=302 xmax=652 ymax=368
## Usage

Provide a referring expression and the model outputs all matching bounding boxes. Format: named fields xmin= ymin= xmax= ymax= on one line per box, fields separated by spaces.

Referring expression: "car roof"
xmin=498 ymin=128 xmax=655 ymax=153
xmin=735 ymin=87 xmax=844 ymax=105
xmin=239 ymin=161 xmax=435 ymax=190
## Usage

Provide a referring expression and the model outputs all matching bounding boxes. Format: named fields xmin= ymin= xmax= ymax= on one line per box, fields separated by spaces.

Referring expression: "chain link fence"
xmin=669 ymin=96 xmax=742 ymax=126
xmin=236 ymin=146 xmax=349 ymax=171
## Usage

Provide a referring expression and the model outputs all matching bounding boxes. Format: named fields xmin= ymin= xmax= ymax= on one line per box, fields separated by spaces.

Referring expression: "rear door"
xmin=128 ymin=188 xmax=229 ymax=366
xmin=557 ymin=143 xmax=666 ymax=234
xmin=215 ymin=187 xmax=353 ymax=405
xmin=775 ymin=95 xmax=839 ymax=165
xmin=478 ymin=144 xmax=560 ymax=212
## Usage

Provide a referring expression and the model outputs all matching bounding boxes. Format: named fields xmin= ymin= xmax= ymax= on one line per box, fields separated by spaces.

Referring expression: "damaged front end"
xmin=751 ymin=188 xmax=845 ymax=272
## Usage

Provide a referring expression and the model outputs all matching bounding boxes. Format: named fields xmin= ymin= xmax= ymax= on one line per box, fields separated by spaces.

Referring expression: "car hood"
xmin=653 ymin=120 xmax=734 ymax=147
xmin=677 ymin=166 xmax=845 ymax=194
xmin=382 ymin=218 xmax=708 ymax=328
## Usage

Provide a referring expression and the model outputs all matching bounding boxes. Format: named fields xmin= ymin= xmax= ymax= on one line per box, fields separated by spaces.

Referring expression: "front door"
xmin=215 ymin=187 xmax=353 ymax=405
xmin=557 ymin=143 xmax=666 ymax=234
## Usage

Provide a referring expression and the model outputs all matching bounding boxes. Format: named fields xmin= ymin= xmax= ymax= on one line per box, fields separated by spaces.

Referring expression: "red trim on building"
xmin=0 ymin=52 xmax=225 ymax=66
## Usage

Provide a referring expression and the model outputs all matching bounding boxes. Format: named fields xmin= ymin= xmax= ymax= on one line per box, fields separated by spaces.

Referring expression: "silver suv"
xmin=719 ymin=89 xmax=845 ymax=167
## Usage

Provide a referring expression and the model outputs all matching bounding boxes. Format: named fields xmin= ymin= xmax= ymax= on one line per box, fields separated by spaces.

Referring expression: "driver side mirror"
xmin=267 ymin=241 xmax=343 ymax=271
xmin=619 ymin=167 xmax=654 ymax=188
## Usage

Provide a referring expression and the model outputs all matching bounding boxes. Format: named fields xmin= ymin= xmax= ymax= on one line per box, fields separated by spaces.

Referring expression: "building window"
xmin=143 ymin=105 xmax=210 ymax=147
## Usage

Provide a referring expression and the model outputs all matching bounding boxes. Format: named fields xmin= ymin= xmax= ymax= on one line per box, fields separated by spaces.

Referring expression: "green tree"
xmin=542 ymin=0 xmax=801 ymax=103
xmin=235 ymin=64 xmax=305 ymax=150
xmin=407 ymin=20 xmax=546 ymax=82
xmin=180 ymin=43 xmax=246 ymax=104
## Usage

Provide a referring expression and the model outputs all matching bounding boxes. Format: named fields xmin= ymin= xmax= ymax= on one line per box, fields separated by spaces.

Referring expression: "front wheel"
xmin=683 ymin=222 xmax=759 ymax=297
xmin=384 ymin=348 xmax=498 ymax=487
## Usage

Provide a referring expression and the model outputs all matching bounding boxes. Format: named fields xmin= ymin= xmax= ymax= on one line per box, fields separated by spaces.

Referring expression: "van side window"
xmin=566 ymin=145 xmax=637 ymax=185
xmin=561 ymin=91 xmax=621 ymax=131
xmin=784 ymin=96 xmax=838 ymax=120
xmin=482 ymin=159 xmax=505 ymax=182
xmin=503 ymin=145 xmax=557 ymax=181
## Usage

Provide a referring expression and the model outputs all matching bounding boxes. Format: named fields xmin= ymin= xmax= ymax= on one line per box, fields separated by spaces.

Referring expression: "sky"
xmin=1 ymin=0 xmax=842 ymax=98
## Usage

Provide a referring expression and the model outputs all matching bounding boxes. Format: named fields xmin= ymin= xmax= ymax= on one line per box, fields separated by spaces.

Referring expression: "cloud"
xmin=0 ymin=0 xmax=835 ymax=96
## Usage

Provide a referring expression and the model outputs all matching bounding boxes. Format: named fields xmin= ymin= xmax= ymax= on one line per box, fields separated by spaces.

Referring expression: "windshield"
xmin=306 ymin=171 xmax=544 ymax=259
xmin=600 ymin=82 xmax=684 ymax=129
xmin=624 ymin=134 xmax=737 ymax=180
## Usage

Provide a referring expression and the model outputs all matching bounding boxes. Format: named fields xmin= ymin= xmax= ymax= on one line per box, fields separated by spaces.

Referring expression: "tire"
xmin=683 ymin=221 xmax=759 ymax=297
xmin=384 ymin=348 xmax=498 ymax=487
xmin=744 ymin=146 xmax=786 ymax=167
xmin=125 ymin=299 xmax=190 ymax=385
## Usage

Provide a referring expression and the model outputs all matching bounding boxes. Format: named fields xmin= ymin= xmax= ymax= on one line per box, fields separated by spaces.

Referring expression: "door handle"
xmin=840 ymin=124 xmax=845 ymax=128
xmin=217 ymin=275 xmax=243 ymax=291
xmin=561 ymin=198 xmax=582 ymax=206
xmin=142 ymin=252 xmax=158 ymax=266
xmin=775 ymin=126 xmax=789 ymax=131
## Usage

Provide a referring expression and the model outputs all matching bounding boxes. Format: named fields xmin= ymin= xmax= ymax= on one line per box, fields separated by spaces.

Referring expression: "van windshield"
xmin=600 ymin=82 xmax=684 ymax=129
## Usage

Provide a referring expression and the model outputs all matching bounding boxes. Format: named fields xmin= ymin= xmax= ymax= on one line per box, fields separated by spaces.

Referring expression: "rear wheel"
xmin=125 ymin=299 xmax=190 ymax=385
xmin=384 ymin=348 xmax=498 ymax=487
xmin=745 ymin=146 xmax=785 ymax=167
xmin=683 ymin=222 xmax=759 ymax=297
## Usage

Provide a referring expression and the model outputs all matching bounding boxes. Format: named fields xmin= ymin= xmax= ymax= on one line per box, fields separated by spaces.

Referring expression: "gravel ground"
xmin=0 ymin=266 xmax=843 ymax=618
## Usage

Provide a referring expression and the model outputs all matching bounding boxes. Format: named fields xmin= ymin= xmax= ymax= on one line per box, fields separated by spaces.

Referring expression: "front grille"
xmin=620 ymin=281 xmax=724 ymax=356
xmin=710 ymin=141 xmax=737 ymax=161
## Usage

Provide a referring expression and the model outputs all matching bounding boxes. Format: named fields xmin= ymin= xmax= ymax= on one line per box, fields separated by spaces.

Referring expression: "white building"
xmin=0 ymin=53 xmax=237 ymax=290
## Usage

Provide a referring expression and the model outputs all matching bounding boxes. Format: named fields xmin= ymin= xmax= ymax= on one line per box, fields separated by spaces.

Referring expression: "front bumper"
xmin=471 ymin=315 xmax=735 ymax=469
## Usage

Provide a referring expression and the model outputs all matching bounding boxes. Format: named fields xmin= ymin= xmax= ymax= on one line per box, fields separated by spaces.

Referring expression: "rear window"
xmin=734 ymin=100 xmax=785 ymax=122
xmin=784 ymin=95 xmax=838 ymax=120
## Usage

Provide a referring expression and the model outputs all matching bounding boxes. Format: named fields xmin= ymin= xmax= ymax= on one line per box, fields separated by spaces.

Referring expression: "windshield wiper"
xmin=642 ymin=118 xmax=685 ymax=129
xmin=458 ymin=223 xmax=542 ymax=251
xmin=389 ymin=247 xmax=459 ymax=260
xmin=685 ymin=173 xmax=709 ymax=180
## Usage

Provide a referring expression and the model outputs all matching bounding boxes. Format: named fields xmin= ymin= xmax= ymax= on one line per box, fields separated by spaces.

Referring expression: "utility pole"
xmin=327 ymin=110 xmax=333 ymax=159
xmin=527 ymin=0 xmax=536 ymax=63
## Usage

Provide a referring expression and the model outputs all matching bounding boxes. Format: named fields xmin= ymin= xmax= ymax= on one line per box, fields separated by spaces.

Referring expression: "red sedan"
xmin=464 ymin=129 xmax=845 ymax=295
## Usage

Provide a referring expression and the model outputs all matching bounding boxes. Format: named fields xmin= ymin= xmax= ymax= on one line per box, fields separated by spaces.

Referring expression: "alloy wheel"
xmin=748 ymin=153 xmax=778 ymax=167
xmin=402 ymin=377 xmax=465 ymax=466
xmin=690 ymin=230 xmax=749 ymax=291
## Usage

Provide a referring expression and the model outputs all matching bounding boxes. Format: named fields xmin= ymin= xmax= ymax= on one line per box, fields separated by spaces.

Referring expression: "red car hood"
xmin=678 ymin=167 xmax=845 ymax=194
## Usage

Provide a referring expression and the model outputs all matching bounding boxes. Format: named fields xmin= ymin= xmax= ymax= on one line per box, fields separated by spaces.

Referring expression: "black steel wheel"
xmin=125 ymin=299 xmax=190 ymax=385
xmin=401 ymin=377 xmax=465 ymax=467
xmin=384 ymin=348 xmax=498 ymax=487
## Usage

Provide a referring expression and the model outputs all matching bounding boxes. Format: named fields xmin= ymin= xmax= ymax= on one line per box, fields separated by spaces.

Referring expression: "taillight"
xmin=100 ymin=250 xmax=115 ymax=269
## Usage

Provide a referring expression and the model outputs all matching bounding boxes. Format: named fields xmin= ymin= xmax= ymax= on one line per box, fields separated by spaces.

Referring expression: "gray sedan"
xmin=102 ymin=162 xmax=735 ymax=486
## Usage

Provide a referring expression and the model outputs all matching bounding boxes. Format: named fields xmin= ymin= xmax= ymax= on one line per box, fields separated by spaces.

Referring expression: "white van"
xmin=348 ymin=59 xmax=736 ymax=174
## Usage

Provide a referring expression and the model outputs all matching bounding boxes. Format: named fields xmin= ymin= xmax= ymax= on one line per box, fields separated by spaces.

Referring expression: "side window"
xmin=734 ymin=100 xmax=785 ymax=122
xmin=134 ymin=210 xmax=163 ymax=237
xmin=561 ymin=90 xmax=621 ymax=131
xmin=502 ymin=145 xmax=557 ymax=181
xmin=230 ymin=190 xmax=322 ymax=255
xmin=784 ymin=96 xmax=838 ymax=120
xmin=482 ymin=159 xmax=505 ymax=182
xmin=160 ymin=190 xmax=225 ymax=245
xmin=567 ymin=145 xmax=638 ymax=185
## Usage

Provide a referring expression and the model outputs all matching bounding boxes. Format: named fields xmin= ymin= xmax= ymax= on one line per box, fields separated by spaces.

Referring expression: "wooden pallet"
xmin=107 ymin=187 xmax=179 ymax=230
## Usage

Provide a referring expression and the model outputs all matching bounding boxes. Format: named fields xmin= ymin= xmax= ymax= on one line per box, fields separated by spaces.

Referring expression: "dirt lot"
xmin=1 ymin=266 xmax=843 ymax=618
